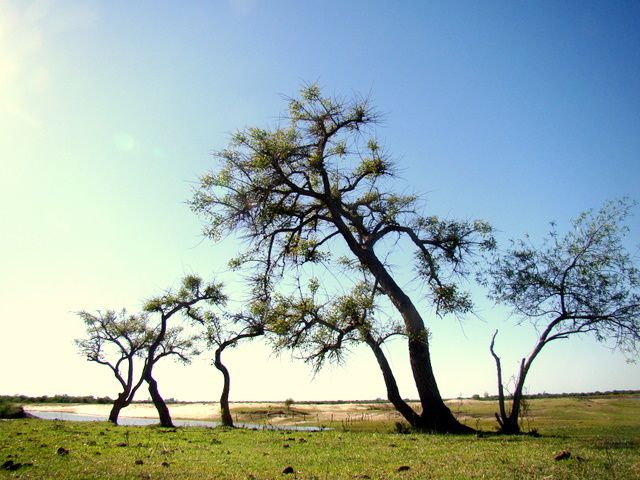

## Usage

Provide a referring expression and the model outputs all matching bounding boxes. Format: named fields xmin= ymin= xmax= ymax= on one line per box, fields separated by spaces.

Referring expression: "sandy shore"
xmin=26 ymin=402 xmax=220 ymax=420
xmin=25 ymin=401 xmax=411 ymax=424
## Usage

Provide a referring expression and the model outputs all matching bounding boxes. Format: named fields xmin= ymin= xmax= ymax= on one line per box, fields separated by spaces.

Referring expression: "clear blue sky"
xmin=1 ymin=0 xmax=638 ymax=402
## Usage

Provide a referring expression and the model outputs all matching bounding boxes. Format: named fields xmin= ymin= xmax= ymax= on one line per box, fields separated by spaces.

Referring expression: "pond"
xmin=25 ymin=410 xmax=325 ymax=431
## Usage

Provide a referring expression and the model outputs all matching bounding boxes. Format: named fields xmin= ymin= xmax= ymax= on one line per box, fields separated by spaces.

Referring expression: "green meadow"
xmin=1 ymin=395 xmax=639 ymax=479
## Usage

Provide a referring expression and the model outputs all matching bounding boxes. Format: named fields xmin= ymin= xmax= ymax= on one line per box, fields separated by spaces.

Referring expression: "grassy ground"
xmin=2 ymin=395 xmax=639 ymax=479
xmin=228 ymin=395 xmax=640 ymax=435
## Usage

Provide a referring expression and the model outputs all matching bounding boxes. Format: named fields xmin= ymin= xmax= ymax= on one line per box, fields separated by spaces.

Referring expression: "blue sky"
xmin=1 ymin=0 xmax=639 ymax=402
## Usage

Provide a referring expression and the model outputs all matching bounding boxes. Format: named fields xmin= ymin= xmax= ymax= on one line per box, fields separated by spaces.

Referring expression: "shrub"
xmin=0 ymin=402 xmax=27 ymax=419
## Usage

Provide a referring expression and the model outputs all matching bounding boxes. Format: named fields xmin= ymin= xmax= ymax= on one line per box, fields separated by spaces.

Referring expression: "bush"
xmin=0 ymin=402 xmax=27 ymax=419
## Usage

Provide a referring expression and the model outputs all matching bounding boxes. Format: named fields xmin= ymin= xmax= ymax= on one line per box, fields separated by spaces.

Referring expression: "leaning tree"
xmin=142 ymin=275 xmax=227 ymax=427
xmin=482 ymin=199 xmax=640 ymax=434
xmin=192 ymin=85 xmax=494 ymax=432
xmin=76 ymin=309 xmax=150 ymax=424
xmin=197 ymin=310 xmax=265 ymax=427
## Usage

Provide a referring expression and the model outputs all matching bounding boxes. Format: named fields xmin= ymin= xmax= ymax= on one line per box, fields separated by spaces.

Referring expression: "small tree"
xmin=198 ymin=311 xmax=264 ymax=427
xmin=76 ymin=310 xmax=149 ymax=424
xmin=142 ymin=275 xmax=227 ymax=427
xmin=192 ymin=85 xmax=494 ymax=433
xmin=483 ymin=199 xmax=640 ymax=434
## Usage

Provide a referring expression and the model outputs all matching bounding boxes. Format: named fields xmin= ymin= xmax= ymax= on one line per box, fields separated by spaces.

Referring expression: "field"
xmin=2 ymin=395 xmax=639 ymax=479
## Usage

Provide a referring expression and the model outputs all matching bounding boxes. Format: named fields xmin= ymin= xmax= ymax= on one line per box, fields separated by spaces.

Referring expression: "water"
xmin=25 ymin=410 xmax=326 ymax=431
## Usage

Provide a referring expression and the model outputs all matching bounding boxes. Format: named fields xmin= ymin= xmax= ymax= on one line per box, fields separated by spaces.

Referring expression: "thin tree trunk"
xmin=489 ymin=330 xmax=509 ymax=431
xmin=503 ymin=346 xmax=543 ymax=434
xmin=503 ymin=358 xmax=527 ymax=434
xmin=146 ymin=374 xmax=174 ymax=428
xmin=214 ymin=348 xmax=234 ymax=427
xmin=363 ymin=333 xmax=421 ymax=427
xmin=490 ymin=329 xmax=551 ymax=434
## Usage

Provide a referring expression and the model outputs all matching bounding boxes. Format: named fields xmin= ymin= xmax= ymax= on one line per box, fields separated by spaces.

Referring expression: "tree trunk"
xmin=407 ymin=336 xmax=472 ymax=433
xmin=363 ymin=333 xmax=421 ymax=427
xmin=503 ymin=359 xmax=527 ymax=434
xmin=324 ymin=188 xmax=472 ymax=433
xmin=146 ymin=375 xmax=174 ymax=428
xmin=355 ymin=247 xmax=473 ymax=433
xmin=499 ymin=415 xmax=521 ymax=434
xmin=214 ymin=348 xmax=234 ymax=427
xmin=490 ymin=329 xmax=549 ymax=434
xmin=108 ymin=393 xmax=128 ymax=425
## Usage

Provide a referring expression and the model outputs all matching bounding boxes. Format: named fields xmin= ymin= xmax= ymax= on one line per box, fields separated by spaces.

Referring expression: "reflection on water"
xmin=25 ymin=410 xmax=325 ymax=431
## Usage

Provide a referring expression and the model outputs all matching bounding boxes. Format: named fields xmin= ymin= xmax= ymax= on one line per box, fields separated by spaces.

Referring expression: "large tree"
xmin=142 ymin=275 xmax=227 ymax=427
xmin=192 ymin=85 xmax=494 ymax=432
xmin=482 ymin=199 xmax=640 ymax=434
xmin=76 ymin=309 xmax=149 ymax=424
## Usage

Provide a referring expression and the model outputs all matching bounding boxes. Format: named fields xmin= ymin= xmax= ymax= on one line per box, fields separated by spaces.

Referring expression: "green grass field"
xmin=1 ymin=395 xmax=639 ymax=479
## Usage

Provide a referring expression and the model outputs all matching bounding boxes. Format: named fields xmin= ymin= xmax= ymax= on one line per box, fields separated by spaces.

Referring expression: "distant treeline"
xmin=2 ymin=390 xmax=638 ymax=406
xmin=0 ymin=394 xmax=112 ymax=404
xmin=469 ymin=389 xmax=640 ymax=401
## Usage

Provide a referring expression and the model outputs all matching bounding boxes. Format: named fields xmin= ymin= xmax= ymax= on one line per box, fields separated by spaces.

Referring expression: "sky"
xmin=1 ymin=0 xmax=639 ymax=403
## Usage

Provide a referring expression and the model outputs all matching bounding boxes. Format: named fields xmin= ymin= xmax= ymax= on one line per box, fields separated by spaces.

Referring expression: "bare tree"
xmin=191 ymin=85 xmax=494 ymax=433
xmin=76 ymin=310 xmax=149 ymax=424
xmin=482 ymin=199 xmax=640 ymax=433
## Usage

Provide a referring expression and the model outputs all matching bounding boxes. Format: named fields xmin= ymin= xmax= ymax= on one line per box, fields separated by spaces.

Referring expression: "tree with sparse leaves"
xmin=142 ymin=275 xmax=227 ymax=427
xmin=265 ymin=272 xmax=422 ymax=426
xmin=192 ymin=85 xmax=494 ymax=433
xmin=173 ymin=279 xmax=265 ymax=427
xmin=76 ymin=309 xmax=150 ymax=424
xmin=482 ymin=199 xmax=640 ymax=434
xmin=199 ymin=310 xmax=264 ymax=427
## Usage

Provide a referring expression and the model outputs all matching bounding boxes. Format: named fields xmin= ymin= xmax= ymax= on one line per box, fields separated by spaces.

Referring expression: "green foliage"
xmin=0 ymin=402 xmax=25 ymax=419
xmin=0 ymin=395 xmax=112 ymax=404
xmin=483 ymin=199 xmax=640 ymax=434
xmin=191 ymin=84 xmax=494 ymax=312
xmin=483 ymin=198 xmax=640 ymax=356
xmin=75 ymin=309 xmax=150 ymax=369
xmin=143 ymin=276 xmax=227 ymax=315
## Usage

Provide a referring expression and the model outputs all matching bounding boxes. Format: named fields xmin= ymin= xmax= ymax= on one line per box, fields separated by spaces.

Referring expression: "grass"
xmin=2 ymin=395 xmax=639 ymax=479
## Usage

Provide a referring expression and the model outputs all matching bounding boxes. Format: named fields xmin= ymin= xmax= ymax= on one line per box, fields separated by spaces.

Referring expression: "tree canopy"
xmin=192 ymin=85 xmax=494 ymax=432
xmin=484 ymin=198 xmax=640 ymax=356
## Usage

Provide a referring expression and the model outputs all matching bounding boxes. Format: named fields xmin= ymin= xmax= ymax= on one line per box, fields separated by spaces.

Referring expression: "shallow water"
xmin=25 ymin=410 xmax=325 ymax=431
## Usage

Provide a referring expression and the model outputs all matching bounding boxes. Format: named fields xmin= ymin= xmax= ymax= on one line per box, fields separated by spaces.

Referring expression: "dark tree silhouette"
xmin=142 ymin=275 xmax=226 ymax=427
xmin=192 ymin=85 xmax=494 ymax=432
xmin=192 ymin=85 xmax=493 ymax=432
xmin=482 ymin=199 xmax=640 ymax=434
xmin=76 ymin=310 xmax=149 ymax=424
xmin=201 ymin=312 xmax=264 ymax=427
